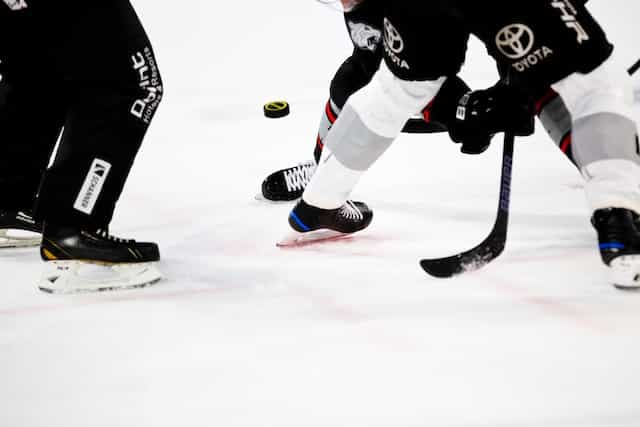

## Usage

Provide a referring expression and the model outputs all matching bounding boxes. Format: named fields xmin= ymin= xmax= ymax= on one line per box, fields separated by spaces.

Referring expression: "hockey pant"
xmin=0 ymin=0 xmax=163 ymax=228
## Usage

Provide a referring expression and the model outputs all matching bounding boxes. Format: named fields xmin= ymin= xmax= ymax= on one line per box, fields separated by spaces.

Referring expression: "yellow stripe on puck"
xmin=263 ymin=100 xmax=290 ymax=118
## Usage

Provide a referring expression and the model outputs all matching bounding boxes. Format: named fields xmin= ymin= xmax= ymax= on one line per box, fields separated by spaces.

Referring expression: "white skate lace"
xmin=284 ymin=161 xmax=316 ymax=192
xmin=16 ymin=211 xmax=37 ymax=225
xmin=339 ymin=200 xmax=364 ymax=221
xmin=95 ymin=229 xmax=135 ymax=244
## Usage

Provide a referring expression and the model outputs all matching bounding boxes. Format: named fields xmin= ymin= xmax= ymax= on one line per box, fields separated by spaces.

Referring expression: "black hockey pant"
xmin=0 ymin=0 xmax=163 ymax=228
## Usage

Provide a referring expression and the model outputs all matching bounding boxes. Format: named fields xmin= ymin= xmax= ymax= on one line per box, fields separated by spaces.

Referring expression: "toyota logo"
xmin=495 ymin=24 xmax=535 ymax=59
xmin=383 ymin=18 xmax=404 ymax=54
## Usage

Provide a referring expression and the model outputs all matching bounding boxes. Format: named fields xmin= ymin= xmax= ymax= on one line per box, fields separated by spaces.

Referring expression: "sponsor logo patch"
xmin=511 ymin=46 xmax=554 ymax=72
xmin=496 ymin=24 xmax=535 ymax=59
xmin=550 ymin=0 xmax=589 ymax=44
xmin=383 ymin=18 xmax=409 ymax=70
xmin=495 ymin=23 xmax=554 ymax=72
xmin=130 ymin=47 xmax=163 ymax=124
xmin=73 ymin=159 xmax=111 ymax=215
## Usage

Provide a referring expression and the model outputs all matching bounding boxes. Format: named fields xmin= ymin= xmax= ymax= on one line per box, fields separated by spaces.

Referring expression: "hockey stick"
xmin=628 ymin=58 xmax=640 ymax=76
xmin=420 ymin=132 xmax=515 ymax=278
xmin=420 ymin=59 xmax=640 ymax=278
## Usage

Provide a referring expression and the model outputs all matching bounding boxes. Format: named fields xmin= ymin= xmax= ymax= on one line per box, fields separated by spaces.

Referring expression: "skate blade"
xmin=0 ymin=229 xmax=41 ymax=248
xmin=254 ymin=193 xmax=299 ymax=203
xmin=277 ymin=229 xmax=351 ymax=247
xmin=610 ymin=255 xmax=640 ymax=290
xmin=38 ymin=261 xmax=162 ymax=294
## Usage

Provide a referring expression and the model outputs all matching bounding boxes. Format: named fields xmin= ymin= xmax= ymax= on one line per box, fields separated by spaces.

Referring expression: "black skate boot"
xmin=0 ymin=209 xmax=42 ymax=248
xmin=260 ymin=160 xmax=316 ymax=202
xmin=277 ymin=199 xmax=373 ymax=246
xmin=591 ymin=208 xmax=640 ymax=289
xmin=39 ymin=224 xmax=162 ymax=293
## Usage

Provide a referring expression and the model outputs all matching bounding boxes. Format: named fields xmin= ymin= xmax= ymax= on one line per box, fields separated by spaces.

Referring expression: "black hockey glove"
xmin=422 ymin=76 xmax=491 ymax=153
xmin=422 ymin=76 xmax=491 ymax=150
xmin=448 ymin=83 xmax=534 ymax=154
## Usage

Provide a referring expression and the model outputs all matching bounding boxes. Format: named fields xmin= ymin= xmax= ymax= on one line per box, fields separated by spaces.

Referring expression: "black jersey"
xmin=381 ymin=0 xmax=612 ymax=94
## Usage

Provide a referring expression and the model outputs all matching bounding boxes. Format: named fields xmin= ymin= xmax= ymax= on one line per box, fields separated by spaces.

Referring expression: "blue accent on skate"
xmin=290 ymin=211 xmax=311 ymax=232
xmin=600 ymin=242 xmax=625 ymax=250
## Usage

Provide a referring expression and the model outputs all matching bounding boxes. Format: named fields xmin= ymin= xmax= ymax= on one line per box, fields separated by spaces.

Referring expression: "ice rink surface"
xmin=2 ymin=1 xmax=640 ymax=426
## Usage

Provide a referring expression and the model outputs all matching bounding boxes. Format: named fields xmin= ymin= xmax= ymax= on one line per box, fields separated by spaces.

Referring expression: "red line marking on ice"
xmin=482 ymin=272 xmax=610 ymax=334
xmin=289 ymin=286 xmax=421 ymax=352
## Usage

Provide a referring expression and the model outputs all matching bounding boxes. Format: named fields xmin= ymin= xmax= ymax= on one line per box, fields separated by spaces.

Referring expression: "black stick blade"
xmin=420 ymin=234 xmax=506 ymax=278
xmin=420 ymin=132 xmax=514 ymax=278
xmin=628 ymin=58 xmax=640 ymax=76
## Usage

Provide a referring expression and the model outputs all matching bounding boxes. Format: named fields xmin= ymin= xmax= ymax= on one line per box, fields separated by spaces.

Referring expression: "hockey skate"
xmin=38 ymin=225 xmax=162 ymax=294
xmin=0 ymin=209 xmax=42 ymax=248
xmin=259 ymin=160 xmax=316 ymax=202
xmin=592 ymin=208 xmax=640 ymax=289
xmin=277 ymin=199 xmax=373 ymax=247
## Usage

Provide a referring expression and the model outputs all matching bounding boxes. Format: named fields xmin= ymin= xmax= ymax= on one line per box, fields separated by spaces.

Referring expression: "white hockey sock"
xmin=302 ymin=147 xmax=363 ymax=209
xmin=582 ymin=159 xmax=640 ymax=214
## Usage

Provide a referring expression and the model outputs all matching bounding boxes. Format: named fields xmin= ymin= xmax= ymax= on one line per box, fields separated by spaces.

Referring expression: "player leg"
xmin=0 ymin=48 xmax=66 ymax=247
xmin=31 ymin=1 xmax=164 ymax=293
xmin=476 ymin=0 xmax=640 ymax=287
xmin=553 ymin=58 xmax=640 ymax=288
xmin=534 ymin=89 xmax=578 ymax=163
xmin=279 ymin=3 xmax=469 ymax=245
xmin=261 ymin=1 xmax=383 ymax=202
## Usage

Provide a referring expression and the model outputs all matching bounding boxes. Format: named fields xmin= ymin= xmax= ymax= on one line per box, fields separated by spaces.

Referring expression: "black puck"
xmin=263 ymin=101 xmax=290 ymax=118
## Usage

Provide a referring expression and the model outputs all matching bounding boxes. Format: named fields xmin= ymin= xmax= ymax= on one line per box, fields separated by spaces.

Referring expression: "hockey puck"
xmin=263 ymin=101 xmax=290 ymax=118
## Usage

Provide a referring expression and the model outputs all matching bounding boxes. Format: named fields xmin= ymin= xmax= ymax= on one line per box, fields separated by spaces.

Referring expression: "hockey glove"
xmin=423 ymin=76 xmax=496 ymax=155
xmin=448 ymin=82 xmax=534 ymax=154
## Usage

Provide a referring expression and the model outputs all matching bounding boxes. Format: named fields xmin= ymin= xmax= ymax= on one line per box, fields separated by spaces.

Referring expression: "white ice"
xmin=2 ymin=1 xmax=640 ymax=426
